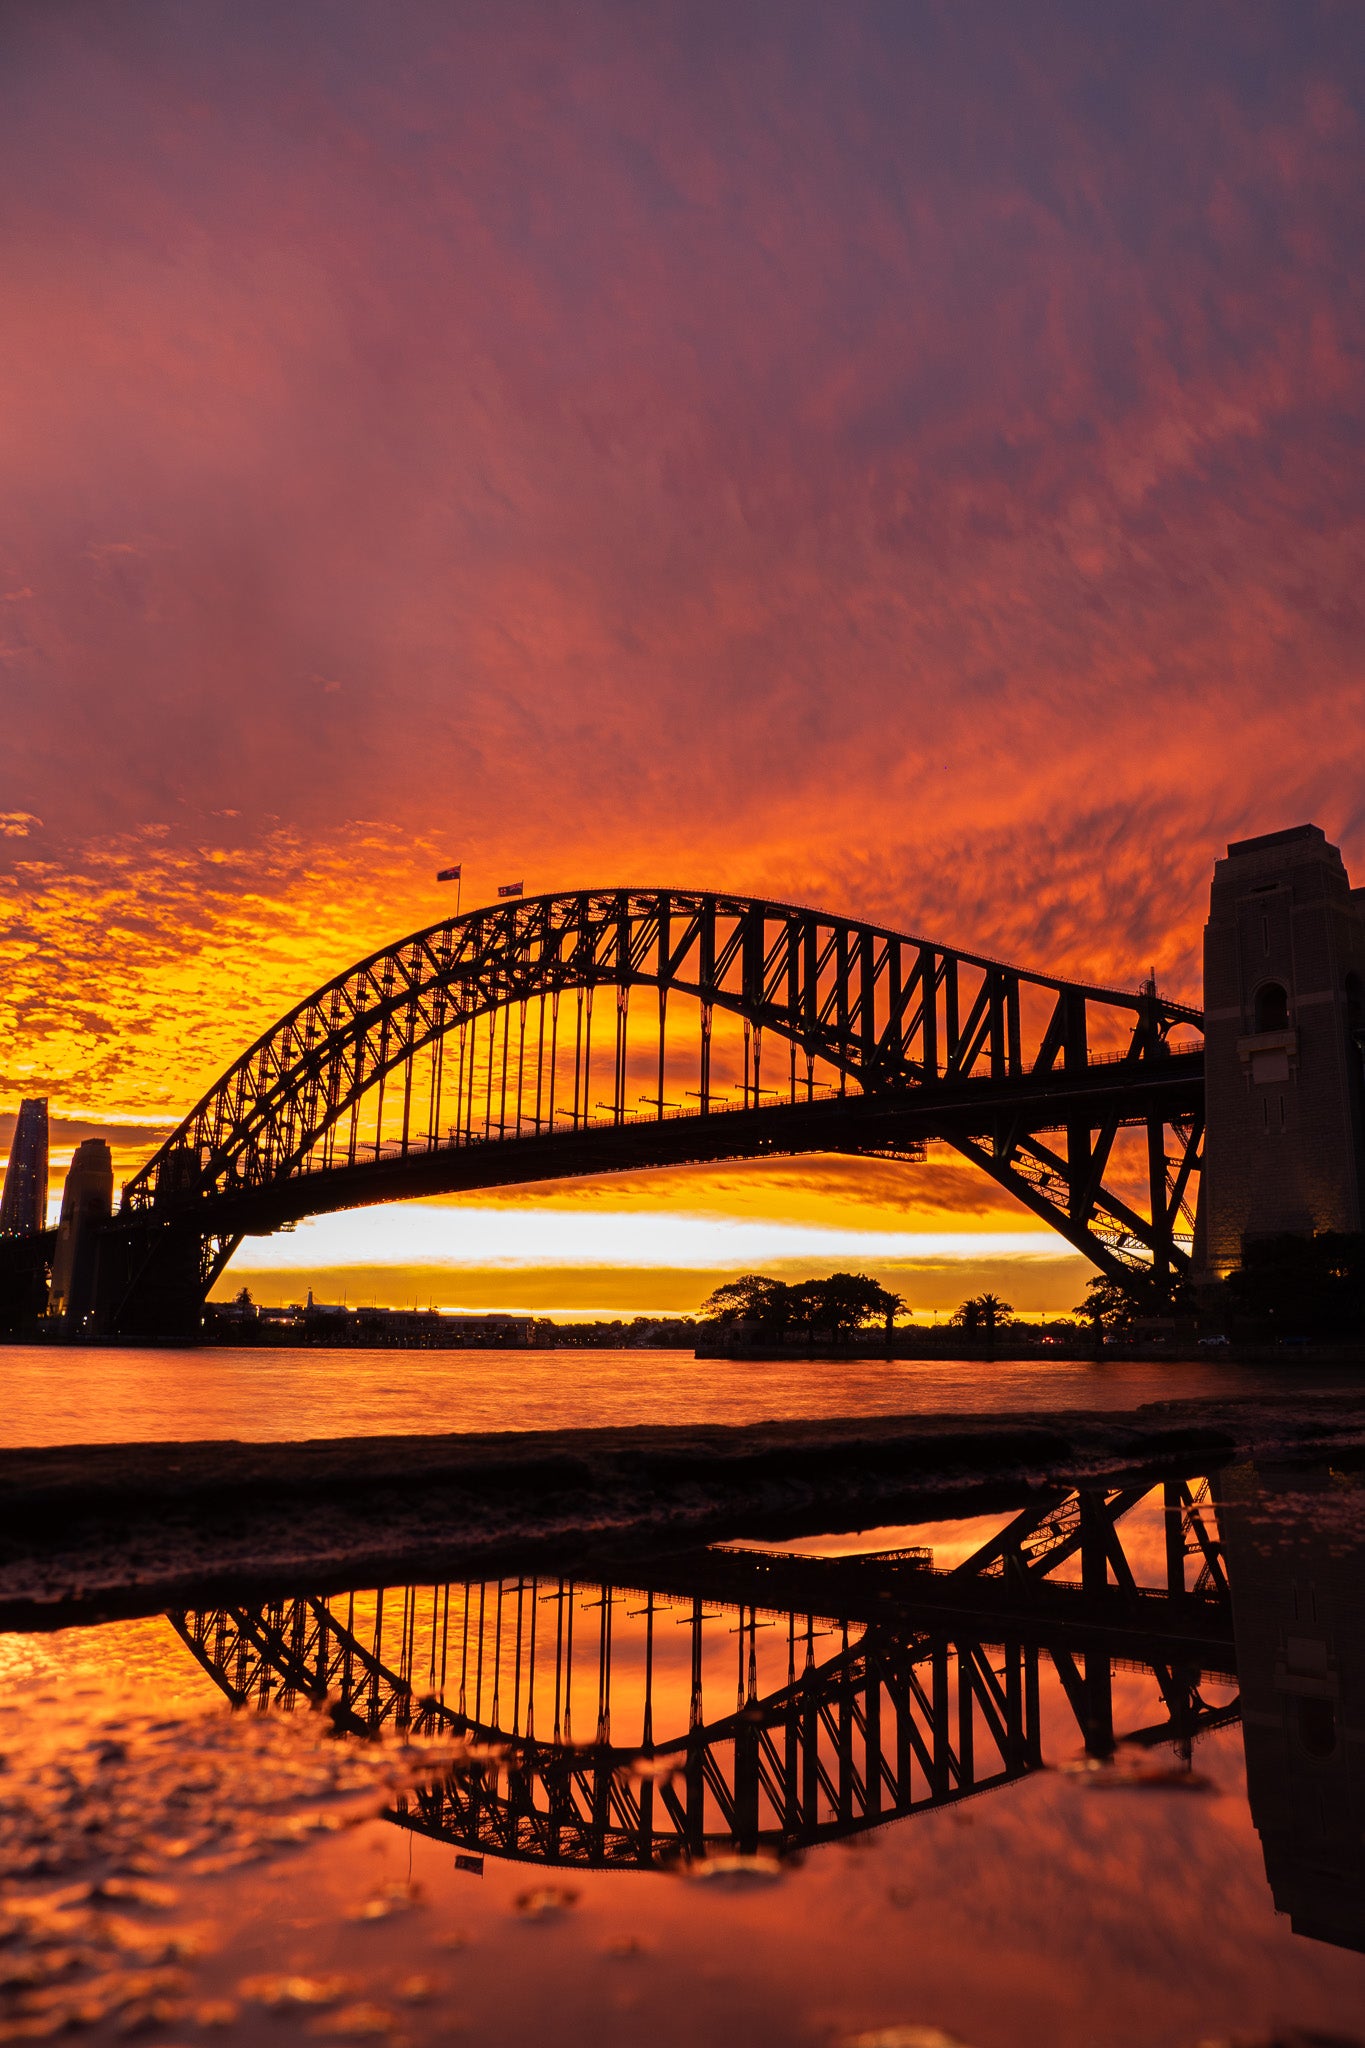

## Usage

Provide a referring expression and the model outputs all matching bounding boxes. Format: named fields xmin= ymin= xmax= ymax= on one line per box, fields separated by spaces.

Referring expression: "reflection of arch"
xmin=1254 ymin=982 xmax=1289 ymax=1032
xmin=172 ymin=1590 xmax=1046 ymax=1866
xmin=169 ymin=1479 xmax=1239 ymax=1873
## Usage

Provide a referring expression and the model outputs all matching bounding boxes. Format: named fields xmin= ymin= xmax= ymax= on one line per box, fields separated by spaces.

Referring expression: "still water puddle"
xmin=3 ymin=1466 xmax=1365 ymax=2046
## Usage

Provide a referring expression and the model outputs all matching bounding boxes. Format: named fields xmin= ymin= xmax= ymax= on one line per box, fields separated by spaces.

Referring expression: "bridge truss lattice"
xmin=118 ymin=890 xmax=1203 ymax=1319
xmin=170 ymin=1479 xmax=1236 ymax=1871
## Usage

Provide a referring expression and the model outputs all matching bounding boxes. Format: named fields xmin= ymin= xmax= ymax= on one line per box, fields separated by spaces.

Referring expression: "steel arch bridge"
xmin=101 ymin=888 xmax=1204 ymax=1334
xmin=169 ymin=1477 xmax=1237 ymax=1871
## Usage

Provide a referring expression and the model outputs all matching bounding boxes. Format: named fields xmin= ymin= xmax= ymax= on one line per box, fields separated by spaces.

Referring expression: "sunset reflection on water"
xmin=4 ymin=1343 xmax=1362 ymax=1449
xmin=4 ymin=1471 xmax=1365 ymax=2046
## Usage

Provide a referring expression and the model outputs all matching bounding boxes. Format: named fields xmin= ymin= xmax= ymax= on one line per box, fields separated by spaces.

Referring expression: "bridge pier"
xmin=92 ymin=1219 xmax=207 ymax=1342
xmin=0 ymin=1229 xmax=55 ymax=1337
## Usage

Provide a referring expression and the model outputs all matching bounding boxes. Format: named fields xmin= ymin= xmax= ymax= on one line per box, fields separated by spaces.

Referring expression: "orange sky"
xmin=3 ymin=3 xmax=1364 ymax=1315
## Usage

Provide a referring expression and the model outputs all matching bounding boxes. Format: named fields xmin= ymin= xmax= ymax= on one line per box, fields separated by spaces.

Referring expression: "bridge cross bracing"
xmin=171 ymin=1478 xmax=1237 ymax=1871
xmin=109 ymin=890 xmax=1204 ymax=1331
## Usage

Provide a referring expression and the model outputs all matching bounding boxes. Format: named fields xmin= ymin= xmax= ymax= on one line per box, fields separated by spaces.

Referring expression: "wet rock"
xmin=601 ymin=1934 xmax=647 ymax=1959
xmin=307 ymin=2002 xmax=403 ymax=2038
xmin=513 ymin=1884 xmax=578 ymax=1919
xmin=837 ymin=2028 xmax=976 ymax=2048
xmin=394 ymin=1974 xmax=441 ymax=2004
xmin=349 ymin=1879 xmax=426 ymax=1921
xmin=239 ymin=1971 xmax=356 ymax=2009
xmin=684 ymin=1850 xmax=783 ymax=1889
xmin=1195 ymin=2032 xmax=1365 ymax=2048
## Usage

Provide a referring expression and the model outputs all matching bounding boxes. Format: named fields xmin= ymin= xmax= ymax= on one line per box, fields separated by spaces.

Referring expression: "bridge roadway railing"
xmin=159 ymin=1044 xmax=1204 ymax=1238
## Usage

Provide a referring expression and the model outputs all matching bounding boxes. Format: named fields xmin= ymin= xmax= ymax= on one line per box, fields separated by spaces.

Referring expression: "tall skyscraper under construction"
xmin=0 ymin=1098 xmax=49 ymax=1235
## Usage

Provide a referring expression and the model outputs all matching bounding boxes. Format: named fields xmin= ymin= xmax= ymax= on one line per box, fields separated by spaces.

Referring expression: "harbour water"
xmin=4 ymin=1342 xmax=1364 ymax=1447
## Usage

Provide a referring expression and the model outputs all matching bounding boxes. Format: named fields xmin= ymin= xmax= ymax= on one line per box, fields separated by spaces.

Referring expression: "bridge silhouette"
xmin=171 ymin=1474 xmax=1235 ymax=1870
xmin=82 ymin=888 xmax=1203 ymax=1335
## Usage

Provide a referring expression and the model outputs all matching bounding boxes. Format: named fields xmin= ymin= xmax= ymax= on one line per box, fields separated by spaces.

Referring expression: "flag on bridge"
xmin=436 ymin=864 xmax=461 ymax=883
xmin=498 ymin=880 xmax=524 ymax=898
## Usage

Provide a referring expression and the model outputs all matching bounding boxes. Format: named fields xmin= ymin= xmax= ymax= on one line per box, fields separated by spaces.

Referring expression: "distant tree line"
xmin=700 ymin=1276 xmax=1035 ymax=1340
xmin=706 ymin=1240 xmax=1365 ymax=1348
xmin=529 ymin=1315 xmax=700 ymax=1349
xmin=215 ymin=1232 xmax=1365 ymax=1354
xmin=700 ymin=1272 xmax=904 ymax=1339
xmin=948 ymin=1292 xmax=1014 ymax=1335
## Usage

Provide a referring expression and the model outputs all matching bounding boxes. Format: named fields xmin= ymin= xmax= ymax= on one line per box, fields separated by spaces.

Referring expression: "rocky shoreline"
xmin=3 ymin=1390 xmax=1365 ymax=1630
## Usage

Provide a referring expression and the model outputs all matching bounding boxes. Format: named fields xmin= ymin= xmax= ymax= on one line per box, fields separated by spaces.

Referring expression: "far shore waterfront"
xmin=11 ymin=1316 xmax=1365 ymax=1368
xmin=7 ymin=1293 xmax=1365 ymax=1368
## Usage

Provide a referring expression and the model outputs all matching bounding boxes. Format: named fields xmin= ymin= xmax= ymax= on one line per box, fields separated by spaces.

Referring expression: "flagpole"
xmin=435 ymin=861 xmax=463 ymax=913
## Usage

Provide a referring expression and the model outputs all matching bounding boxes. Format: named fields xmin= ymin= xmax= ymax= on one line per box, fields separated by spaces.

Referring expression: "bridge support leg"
xmin=92 ymin=1222 xmax=207 ymax=1342
xmin=1082 ymin=1652 xmax=1115 ymax=1758
xmin=1163 ymin=1481 xmax=1188 ymax=1606
xmin=1146 ymin=1114 xmax=1172 ymax=1288
xmin=0 ymin=1230 xmax=53 ymax=1337
xmin=734 ymin=1718 xmax=761 ymax=1854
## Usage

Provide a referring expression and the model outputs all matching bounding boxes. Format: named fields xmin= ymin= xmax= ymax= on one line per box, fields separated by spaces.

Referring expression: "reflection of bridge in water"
xmin=172 ymin=1476 xmax=1239 ymax=1871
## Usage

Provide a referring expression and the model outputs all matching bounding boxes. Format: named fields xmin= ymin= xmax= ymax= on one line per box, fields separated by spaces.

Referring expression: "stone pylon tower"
xmin=1198 ymin=824 xmax=1365 ymax=1278
xmin=49 ymin=1137 xmax=114 ymax=1329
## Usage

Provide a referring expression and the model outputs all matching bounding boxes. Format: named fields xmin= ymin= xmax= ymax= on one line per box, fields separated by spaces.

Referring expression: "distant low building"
xmin=203 ymin=1296 xmax=536 ymax=1347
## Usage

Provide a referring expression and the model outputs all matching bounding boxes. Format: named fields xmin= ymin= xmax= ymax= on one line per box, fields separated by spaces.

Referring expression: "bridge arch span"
xmin=108 ymin=889 xmax=1204 ymax=1332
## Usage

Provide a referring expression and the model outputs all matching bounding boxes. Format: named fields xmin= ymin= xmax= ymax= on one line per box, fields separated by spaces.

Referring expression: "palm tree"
xmin=951 ymin=1292 xmax=1013 ymax=1334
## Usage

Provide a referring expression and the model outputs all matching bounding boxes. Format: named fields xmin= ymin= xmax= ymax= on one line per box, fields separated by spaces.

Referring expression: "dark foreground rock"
xmin=2 ymin=1391 xmax=1364 ymax=1628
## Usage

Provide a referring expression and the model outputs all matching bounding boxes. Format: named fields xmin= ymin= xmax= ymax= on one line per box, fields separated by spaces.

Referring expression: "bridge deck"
xmin=179 ymin=1049 xmax=1204 ymax=1235
xmin=600 ymin=1544 xmax=1236 ymax=1677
